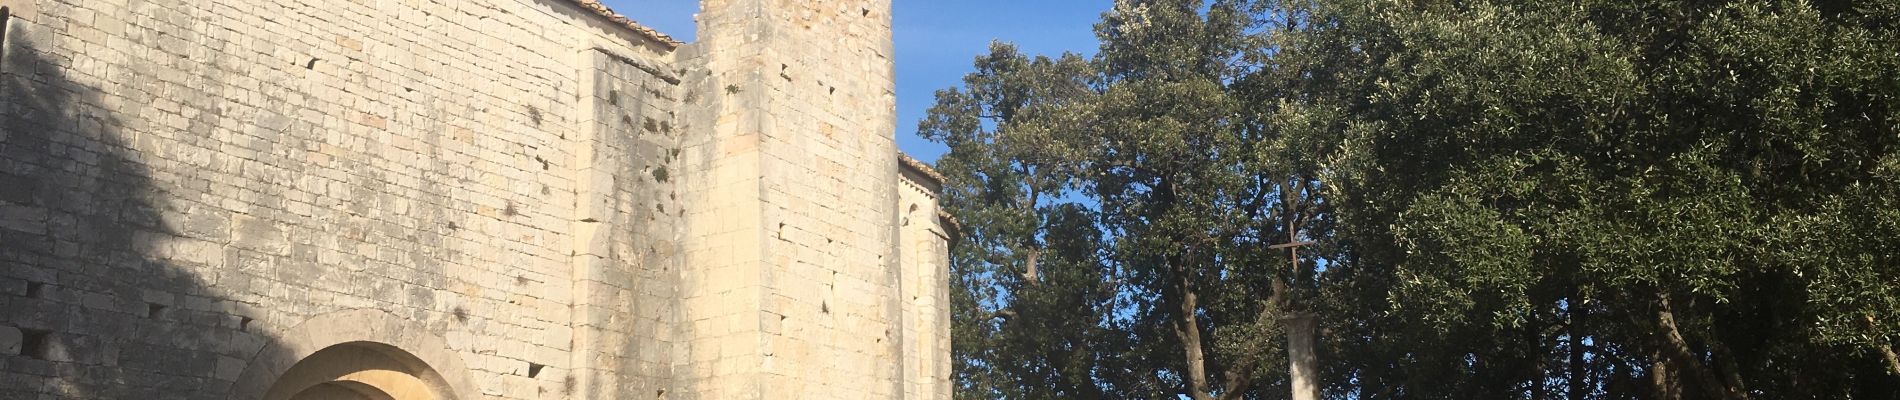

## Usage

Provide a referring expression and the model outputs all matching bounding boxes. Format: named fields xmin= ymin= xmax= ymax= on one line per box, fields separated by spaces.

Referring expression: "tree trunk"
xmin=1712 ymin=342 xmax=1750 ymax=397
xmin=1866 ymin=314 xmax=1900 ymax=377
xmin=1023 ymin=247 xmax=1041 ymax=284
xmin=1652 ymin=346 xmax=1678 ymax=400
xmin=1176 ymin=266 xmax=1213 ymax=400
xmin=1878 ymin=343 xmax=1900 ymax=378
xmin=1605 ymin=358 xmax=1622 ymax=400
xmin=1068 ymin=338 xmax=1109 ymax=399
xmin=1214 ymin=295 xmax=1287 ymax=400
xmin=1654 ymin=292 xmax=1748 ymax=400
xmin=1569 ymin=297 xmax=1589 ymax=400
xmin=1022 ymin=171 xmax=1043 ymax=285
xmin=1531 ymin=318 xmax=1549 ymax=400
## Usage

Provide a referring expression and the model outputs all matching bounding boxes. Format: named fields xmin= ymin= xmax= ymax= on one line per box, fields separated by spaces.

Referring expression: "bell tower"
xmin=674 ymin=0 xmax=903 ymax=398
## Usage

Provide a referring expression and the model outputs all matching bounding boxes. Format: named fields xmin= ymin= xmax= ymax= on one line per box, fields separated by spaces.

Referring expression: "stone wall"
xmin=676 ymin=0 xmax=909 ymax=397
xmin=570 ymin=48 xmax=685 ymax=399
xmin=0 ymin=0 xmax=947 ymax=398
xmin=898 ymin=160 xmax=953 ymax=400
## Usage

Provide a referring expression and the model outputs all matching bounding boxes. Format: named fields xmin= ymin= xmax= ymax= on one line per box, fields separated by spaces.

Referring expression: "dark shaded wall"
xmin=0 ymin=13 xmax=284 ymax=400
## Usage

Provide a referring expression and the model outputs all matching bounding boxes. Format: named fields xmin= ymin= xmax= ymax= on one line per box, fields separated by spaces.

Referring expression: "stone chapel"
xmin=0 ymin=0 xmax=953 ymax=398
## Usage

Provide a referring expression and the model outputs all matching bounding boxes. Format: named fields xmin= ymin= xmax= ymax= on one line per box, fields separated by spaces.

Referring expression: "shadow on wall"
xmin=0 ymin=21 xmax=292 ymax=399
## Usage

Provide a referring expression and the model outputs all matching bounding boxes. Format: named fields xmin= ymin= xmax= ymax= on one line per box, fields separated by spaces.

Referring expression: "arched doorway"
xmin=229 ymin=309 xmax=480 ymax=400
xmin=266 ymin=341 xmax=453 ymax=400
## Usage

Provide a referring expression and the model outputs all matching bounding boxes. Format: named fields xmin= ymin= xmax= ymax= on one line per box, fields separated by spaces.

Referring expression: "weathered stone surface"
xmin=0 ymin=325 xmax=19 ymax=356
xmin=0 ymin=0 xmax=949 ymax=398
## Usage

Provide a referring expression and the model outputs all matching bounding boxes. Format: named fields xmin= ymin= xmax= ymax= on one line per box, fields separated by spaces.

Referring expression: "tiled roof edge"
xmin=564 ymin=0 xmax=685 ymax=48
xmin=896 ymin=152 xmax=960 ymax=238
xmin=938 ymin=210 xmax=962 ymax=239
xmin=898 ymin=152 xmax=947 ymax=187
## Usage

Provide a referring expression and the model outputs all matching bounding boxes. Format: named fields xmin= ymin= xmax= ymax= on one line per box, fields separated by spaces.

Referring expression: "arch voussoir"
xmin=231 ymin=309 xmax=482 ymax=400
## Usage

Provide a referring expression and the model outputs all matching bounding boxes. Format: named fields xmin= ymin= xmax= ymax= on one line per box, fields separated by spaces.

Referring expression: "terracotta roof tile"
xmin=896 ymin=153 xmax=960 ymax=237
xmin=563 ymin=0 xmax=685 ymax=48
xmin=938 ymin=210 xmax=963 ymax=238
xmin=897 ymin=152 xmax=947 ymax=186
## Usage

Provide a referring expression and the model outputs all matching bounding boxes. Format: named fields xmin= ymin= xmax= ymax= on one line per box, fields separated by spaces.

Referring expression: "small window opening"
xmin=527 ymin=362 xmax=545 ymax=378
xmin=25 ymin=281 xmax=45 ymax=298
xmin=20 ymin=328 xmax=50 ymax=360
xmin=146 ymin=303 xmax=169 ymax=319
xmin=239 ymin=316 xmax=254 ymax=332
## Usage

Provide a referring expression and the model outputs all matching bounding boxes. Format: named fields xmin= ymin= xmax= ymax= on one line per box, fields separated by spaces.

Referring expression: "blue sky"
xmin=600 ymin=1 xmax=1106 ymax=162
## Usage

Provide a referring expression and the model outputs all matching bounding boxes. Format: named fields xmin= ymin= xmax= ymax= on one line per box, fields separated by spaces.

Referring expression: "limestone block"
xmin=0 ymin=325 xmax=18 ymax=355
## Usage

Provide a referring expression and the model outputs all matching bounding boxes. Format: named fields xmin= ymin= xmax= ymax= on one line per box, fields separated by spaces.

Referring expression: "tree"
xmin=929 ymin=0 xmax=1900 ymax=398
xmin=924 ymin=42 xmax=1126 ymax=399
xmin=1281 ymin=0 xmax=1900 ymax=398
xmin=1090 ymin=0 xmax=1311 ymax=399
xmin=927 ymin=1 xmax=1310 ymax=398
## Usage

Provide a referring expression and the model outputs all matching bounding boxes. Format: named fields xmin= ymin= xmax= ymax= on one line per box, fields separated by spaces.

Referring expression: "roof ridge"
xmin=563 ymin=0 xmax=685 ymax=49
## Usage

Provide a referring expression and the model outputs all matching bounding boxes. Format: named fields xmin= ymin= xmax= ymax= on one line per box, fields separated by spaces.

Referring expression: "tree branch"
xmin=1654 ymin=292 xmax=1748 ymax=400
xmin=1879 ymin=340 xmax=1900 ymax=377
xmin=1213 ymin=302 xmax=1284 ymax=400
xmin=1568 ymin=290 xmax=1590 ymax=400
xmin=1019 ymin=247 xmax=1042 ymax=283
xmin=991 ymin=308 xmax=1017 ymax=321
xmin=1867 ymin=314 xmax=1900 ymax=377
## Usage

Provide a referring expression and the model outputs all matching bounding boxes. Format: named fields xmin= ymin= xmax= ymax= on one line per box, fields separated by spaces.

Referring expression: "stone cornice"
xmin=897 ymin=152 xmax=946 ymax=187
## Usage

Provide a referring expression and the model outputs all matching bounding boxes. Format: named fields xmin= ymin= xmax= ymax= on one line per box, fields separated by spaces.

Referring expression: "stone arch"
xmin=230 ymin=309 xmax=482 ymax=400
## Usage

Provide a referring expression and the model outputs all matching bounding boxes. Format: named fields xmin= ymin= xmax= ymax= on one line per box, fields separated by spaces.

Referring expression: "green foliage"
xmin=925 ymin=41 xmax=1128 ymax=399
xmin=926 ymin=1 xmax=1304 ymax=398
xmin=928 ymin=0 xmax=1900 ymax=398
xmin=1288 ymin=0 xmax=1900 ymax=397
